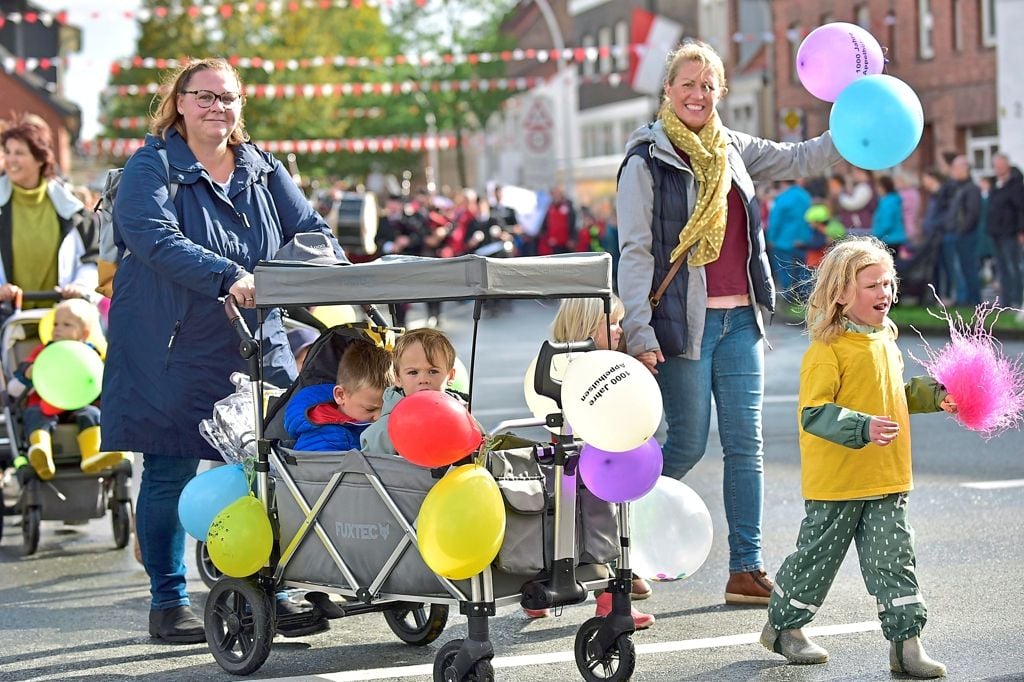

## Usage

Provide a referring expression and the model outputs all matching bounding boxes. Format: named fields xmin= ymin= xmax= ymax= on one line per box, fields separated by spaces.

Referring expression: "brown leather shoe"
xmin=725 ymin=569 xmax=773 ymax=605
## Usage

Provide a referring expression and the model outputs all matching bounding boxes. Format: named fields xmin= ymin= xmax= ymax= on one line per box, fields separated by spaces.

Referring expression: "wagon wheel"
xmin=205 ymin=577 xmax=275 ymax=676
xmin=432 ymin=638 xmax=494 ymax=682
xmin=22 ymin=506 xmax=40 ymax=556
xmin=195 ymin=540 xmax=223 ymax=589
xmin=383 ymin=602 xmax=448 ymax=645
xmin=111 ymin=500 xmax=132 ymax=549
xmin=574 ymin=616 xmax=636 ymax=682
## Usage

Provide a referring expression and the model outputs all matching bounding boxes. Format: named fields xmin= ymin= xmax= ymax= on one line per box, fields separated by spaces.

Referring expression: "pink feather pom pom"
xmin=911 ymin=301 xmax=1024 ymax=439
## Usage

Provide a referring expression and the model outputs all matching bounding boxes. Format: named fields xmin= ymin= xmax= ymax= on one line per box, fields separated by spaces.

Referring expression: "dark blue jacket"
xmin=285 ymin=383 xmax=369 ymax=452
xmin=101 ymin=129 xmax=344 ymax=458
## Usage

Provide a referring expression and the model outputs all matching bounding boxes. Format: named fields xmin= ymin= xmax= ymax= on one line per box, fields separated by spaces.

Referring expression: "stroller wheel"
xmin=111 ymin=500 xmax=132 ymax=549
xmin=195 ymin=541 xmax=224 ymax=589
xmin=574 ymin=616 xmax=636 ymax=682
xmin=205 ymin=577 xmax=275 ymax=676
xmin=384 ymin=602 xmax=448 ymax=645
xmin=22 ymin=506 xmax=40 ymax=556
xmin=432 ymin=638 xmax=494 ymax=682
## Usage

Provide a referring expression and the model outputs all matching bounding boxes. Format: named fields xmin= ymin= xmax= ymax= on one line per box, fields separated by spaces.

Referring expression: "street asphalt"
xmin=1 ymin=298 xmax=1022 ymax=682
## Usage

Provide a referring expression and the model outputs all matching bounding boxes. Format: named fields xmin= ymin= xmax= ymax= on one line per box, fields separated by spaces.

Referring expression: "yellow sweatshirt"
xmin=798 ymin=324 xmax=912 ymax=500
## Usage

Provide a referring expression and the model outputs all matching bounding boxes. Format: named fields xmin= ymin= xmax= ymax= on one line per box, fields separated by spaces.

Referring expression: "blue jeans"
xmin=137 ymin=454 xmax=200 ymax=610
xmin=771 ymin=248 xmax=805 ymax=304
xmin=954 ymin=230 xmax=981 ymax=305
xmin=654 ymin=306 xmax=765 ymax=573
xmin=993 ymin=236 xmax=1023 ymax=307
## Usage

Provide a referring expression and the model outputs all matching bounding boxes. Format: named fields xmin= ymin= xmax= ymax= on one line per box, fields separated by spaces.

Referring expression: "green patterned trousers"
xmin=767 ymin=493 xmax=927 ymax=642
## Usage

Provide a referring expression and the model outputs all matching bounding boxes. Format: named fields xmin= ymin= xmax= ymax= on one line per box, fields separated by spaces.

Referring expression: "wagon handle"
xmin=3 ymin=290 xmax=66 ymax=316
xmin=223 ymin=296 xmax=259 ymax=360
xmin=534 ymin=338 xmax=595 ymax=407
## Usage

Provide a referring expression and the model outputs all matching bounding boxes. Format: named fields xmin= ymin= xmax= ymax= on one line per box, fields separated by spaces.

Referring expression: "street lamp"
xmin=532 ymin=0 xmax=575 ymax=200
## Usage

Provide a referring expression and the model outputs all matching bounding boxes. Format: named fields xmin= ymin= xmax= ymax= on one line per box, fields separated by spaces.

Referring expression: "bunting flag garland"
xmin=0 ymin=56 xmax=67 ymax=75
xmin=79 ymin=133 xmax=459 ymax=158
xmin=101 ymin=106 xmax=389 ymax=131
xmin=0 ymin=1 xmax=427 ymax=27
xmin=104 ymin=72 xmax=626 ymax=99
xmin=109 ymin=45 xmax=627 ymax=74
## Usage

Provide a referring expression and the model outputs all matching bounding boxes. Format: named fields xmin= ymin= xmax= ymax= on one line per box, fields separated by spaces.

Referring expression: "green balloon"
xmin=32 ymin=340 xmax=104 ymax=411
xmin=804 ymin=204 xmax=831 ymax=224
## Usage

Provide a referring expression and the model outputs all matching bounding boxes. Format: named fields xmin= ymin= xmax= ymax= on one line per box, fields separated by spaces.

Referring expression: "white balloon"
xmin=560 ymin=350 xmax=663 ymax=452
xmin=522 ymin=354 xmax=570 ymax=432
xmin=630 ymin=477 xmax=713 ymax=581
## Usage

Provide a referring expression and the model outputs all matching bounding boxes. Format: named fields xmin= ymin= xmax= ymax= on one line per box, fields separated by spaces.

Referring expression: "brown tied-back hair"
xmin=149 ymin=58 xmax=249 ymax=146
xmin=1 ymin=116 xmax=58 ymax=180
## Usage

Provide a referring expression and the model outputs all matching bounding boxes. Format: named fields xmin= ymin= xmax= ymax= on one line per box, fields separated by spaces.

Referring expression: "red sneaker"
xmin=522 ymin=607 xmax=550 ymax=619
xmin=594 ymin=591 xmax=655 ymax=630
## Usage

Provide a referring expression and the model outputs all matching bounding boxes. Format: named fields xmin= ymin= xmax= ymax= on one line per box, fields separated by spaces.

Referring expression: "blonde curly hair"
xmin=805 ymin=236 xmax=898 ymax=344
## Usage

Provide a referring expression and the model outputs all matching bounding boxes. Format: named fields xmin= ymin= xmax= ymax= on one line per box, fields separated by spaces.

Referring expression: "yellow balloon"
xmin=416 ymin=465 xmax=506 ymax=580
xmin=311 ymin=305 xmax=357 ymax=327
xmin=38 ymin=308 xmax=55 ymax=344
xmin=37 ymin=307 xmax=108 ymax=360
xmin=206 ymin=496 xmax=273 ymax=578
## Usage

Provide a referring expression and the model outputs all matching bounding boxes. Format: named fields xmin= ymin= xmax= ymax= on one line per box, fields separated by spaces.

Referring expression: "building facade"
xmin=0 ymin=0 xmax=82 ymax=174
xmin=771 ymin=0 xmax=998 ymax=175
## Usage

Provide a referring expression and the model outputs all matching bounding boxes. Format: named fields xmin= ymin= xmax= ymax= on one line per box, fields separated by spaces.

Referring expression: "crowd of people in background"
xmin=759 ymin=154 xmax=1024 ymax=320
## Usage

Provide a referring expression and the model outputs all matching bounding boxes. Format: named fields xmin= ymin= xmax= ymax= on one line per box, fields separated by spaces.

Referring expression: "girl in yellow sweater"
xmin=760 ymin=237 xmax=956 ymax=678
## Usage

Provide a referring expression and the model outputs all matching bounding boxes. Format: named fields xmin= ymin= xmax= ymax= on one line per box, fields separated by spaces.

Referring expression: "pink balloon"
xmin=797 ymin=22 xmax=884 ymax=102
xmin=578 ymin=437 xmax=663 ymax=503
xmin=97 ymin=296 xmax=111 ymax=326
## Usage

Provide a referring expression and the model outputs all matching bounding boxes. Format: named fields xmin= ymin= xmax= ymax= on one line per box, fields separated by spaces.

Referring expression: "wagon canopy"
xmin=253 ymin=252 xmax=613 ymax=307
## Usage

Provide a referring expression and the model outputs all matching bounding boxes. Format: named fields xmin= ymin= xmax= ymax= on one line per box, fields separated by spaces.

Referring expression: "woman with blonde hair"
xmin=616 ymin=39 xmax=842 ymax=605
xmin=103 ymin=58 xmax=344 ymax=642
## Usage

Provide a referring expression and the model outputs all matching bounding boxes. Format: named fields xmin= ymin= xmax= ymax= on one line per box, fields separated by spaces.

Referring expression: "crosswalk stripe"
xmin=271 ymin=621 xmax=881 ymax=681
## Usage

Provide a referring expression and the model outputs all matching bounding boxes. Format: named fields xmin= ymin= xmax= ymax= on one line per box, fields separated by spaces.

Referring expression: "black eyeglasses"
xmin=182 ymin=89 xmax=244 ymax=108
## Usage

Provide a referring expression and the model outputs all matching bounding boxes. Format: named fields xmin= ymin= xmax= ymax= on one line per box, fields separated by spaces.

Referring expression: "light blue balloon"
xmin=829 ymin=75 xmax=924 ymax=171
xmin=177 ymin=463 xmax=250 ymax=541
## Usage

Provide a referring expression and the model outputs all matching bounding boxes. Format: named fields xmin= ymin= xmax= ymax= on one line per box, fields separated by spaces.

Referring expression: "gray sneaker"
xmin=760 ymin=622 xmax=829 ymax=664
xmin=890 ymin=637 xmax=947 ymax=678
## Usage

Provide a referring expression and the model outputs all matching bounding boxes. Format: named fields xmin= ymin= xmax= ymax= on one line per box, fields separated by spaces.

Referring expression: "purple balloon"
xmin=578 ymin=437 xmax=663 ymax=503
xmin=797 ymin=22 xmax=884 ymax=102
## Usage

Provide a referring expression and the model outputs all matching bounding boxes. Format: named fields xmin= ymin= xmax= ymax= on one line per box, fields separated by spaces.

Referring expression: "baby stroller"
xmin=0 ymin=292 xmax=132 ymax=555
xmin=204 ymin=252 xmax=640 ymax=682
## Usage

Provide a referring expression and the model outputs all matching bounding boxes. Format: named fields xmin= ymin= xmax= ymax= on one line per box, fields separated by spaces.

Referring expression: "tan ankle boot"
xmin=760 ymin=622 xmax=829 ymax=664
xmin=27 ymin=429 xmax=56 ymax=480
xmin=78 ymin=425 xmax=124 ymax=474
xmin=890 ymin=637 xmax=947 ymax=678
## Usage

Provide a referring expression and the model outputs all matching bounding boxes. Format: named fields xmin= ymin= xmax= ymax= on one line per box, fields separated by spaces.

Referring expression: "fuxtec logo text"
xmin=336 ymin=522 xmax=391 ymax=540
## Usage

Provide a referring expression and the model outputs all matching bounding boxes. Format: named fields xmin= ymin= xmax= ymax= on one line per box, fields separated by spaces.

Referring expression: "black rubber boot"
xmin=148 ymin=606 xmax=206 ymax=644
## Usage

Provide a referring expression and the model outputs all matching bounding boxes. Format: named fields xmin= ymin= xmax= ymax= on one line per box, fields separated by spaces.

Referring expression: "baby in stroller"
xmin=360 ymin=327 xmax=467 ymax=455
xmin=284 ymin=339 xmax=393 ymax=451
xmin=8 ymin=299 xmax=125 ymax=479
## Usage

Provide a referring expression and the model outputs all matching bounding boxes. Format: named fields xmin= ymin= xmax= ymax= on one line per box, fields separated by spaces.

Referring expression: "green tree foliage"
xmin=102 ymin=0 xmax=516 ymax=185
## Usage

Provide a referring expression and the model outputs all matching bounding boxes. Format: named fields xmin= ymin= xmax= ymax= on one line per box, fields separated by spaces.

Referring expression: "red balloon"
xmin=388 ymin=391 xmax=483 ymax=467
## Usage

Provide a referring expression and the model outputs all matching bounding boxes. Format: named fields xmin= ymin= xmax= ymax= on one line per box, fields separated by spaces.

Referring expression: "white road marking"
xmin=296 ymin=621 xmax=881 ymax=681
xmin=960 ymin=479 xmax=1024 ymax=490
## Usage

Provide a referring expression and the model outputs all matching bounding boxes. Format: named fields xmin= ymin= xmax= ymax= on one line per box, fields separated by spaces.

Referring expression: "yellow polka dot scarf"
xmin=658 ymin=104 xmax=731 ymax=266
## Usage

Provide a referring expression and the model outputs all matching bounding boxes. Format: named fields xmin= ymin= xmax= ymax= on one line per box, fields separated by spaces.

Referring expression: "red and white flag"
xmin=629 ymin=9 xmax=684 ymax=96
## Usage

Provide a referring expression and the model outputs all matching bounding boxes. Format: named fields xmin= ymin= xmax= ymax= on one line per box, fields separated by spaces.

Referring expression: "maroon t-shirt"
xmin=704 ymin=187 xmax=749 ymax=297
xmin=673 ymin=147 xmax=749 ymax=298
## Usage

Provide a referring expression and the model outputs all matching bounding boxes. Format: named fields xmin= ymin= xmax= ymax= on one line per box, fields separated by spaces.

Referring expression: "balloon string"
xmin=243 ymin=456 xmax=257 ymax=495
